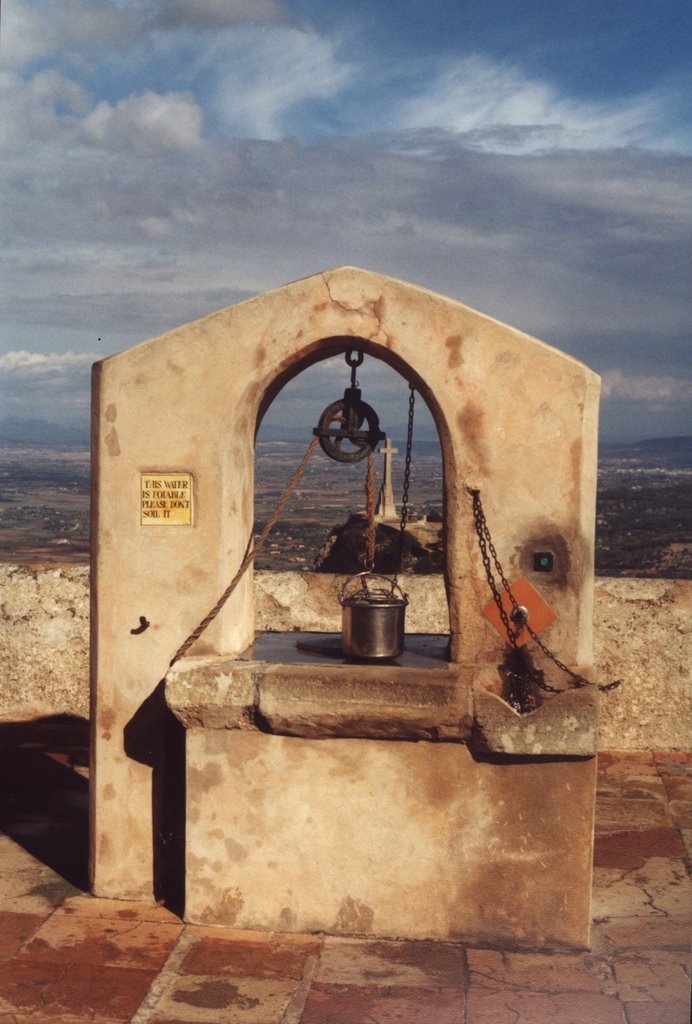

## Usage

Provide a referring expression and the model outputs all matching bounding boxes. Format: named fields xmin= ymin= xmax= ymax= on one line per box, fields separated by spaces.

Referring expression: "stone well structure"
xmin=91 ymin=267 xmax=602 ymax=949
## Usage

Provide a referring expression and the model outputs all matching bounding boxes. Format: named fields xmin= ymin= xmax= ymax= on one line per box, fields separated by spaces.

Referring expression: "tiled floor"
xmin=0 ymin=719 xmax=690 ymax=1023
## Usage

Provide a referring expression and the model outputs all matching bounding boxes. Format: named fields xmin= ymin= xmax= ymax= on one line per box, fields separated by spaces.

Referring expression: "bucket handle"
xmin=339 ymin=571 xmax=408 ymax=605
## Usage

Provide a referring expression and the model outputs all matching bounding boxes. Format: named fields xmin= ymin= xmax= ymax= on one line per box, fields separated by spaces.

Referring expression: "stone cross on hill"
xmin=376 ymin=437 xmax=398 ymax=520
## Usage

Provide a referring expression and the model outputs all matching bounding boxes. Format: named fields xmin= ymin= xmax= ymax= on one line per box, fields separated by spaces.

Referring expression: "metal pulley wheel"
xmin=313 ymin=350 xmax=385 ymax=463
xmin=314 ymin=388 xmax=385 ymax=463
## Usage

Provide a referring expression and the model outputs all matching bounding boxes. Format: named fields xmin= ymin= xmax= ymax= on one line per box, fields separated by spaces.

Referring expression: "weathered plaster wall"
xmin=1 ymin=564 xmax=689 ymax=750
xmin=181 ymin=728 xmax=596 ymax=948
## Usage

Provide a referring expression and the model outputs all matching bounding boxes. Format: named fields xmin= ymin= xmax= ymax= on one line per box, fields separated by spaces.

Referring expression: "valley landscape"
xmin=0 ymin=434 xmax=689 ymax=578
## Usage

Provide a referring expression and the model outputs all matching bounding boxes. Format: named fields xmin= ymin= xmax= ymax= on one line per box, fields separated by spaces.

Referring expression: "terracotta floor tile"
xmin=591 ymin=914 xmax=692 ymax=951
xmin=185 ymin=925 xmax=283 ymax=943
xmin=150 ymin=973 xmax=299 ymax=1022
xmin=17 ymin=914 xmax=183 ymax=970
xmin=184 ymin=924 xmax=322 ymax=953
xmin=465 ymin=989 xmax=626 ymax=1023
xmin=0 ymin=836 xmax=49 ymax=872
xmin=180 ymin=936 xmax=310 ymax=980
xmin=598 ymin=753 xmax=657 ymax=777
xmin=613 ymin=949 xmax=691 ymax=1003
xmin=596 ymin=777 xmax=668 ymax=802
xmin=0 ymin=1016 xmax=108 ymax=1024
xmin=0 ymin=838 xmax=82 ymax=915
xmin=57 ymin=895 xmax=182 ymax=924
xmin=301 ymin=984 xmax=465 ymax=1024
xmin=148 ymin=1019 xmax=205 ymax=1024
xmin=592 ymin=858 xmax=691 ymax=920
xmin=0 ymin=1015 xmax=116 ymax=1024
xmin=467 ymin=948 xmax=616 ymax=995
xmin=624 ymin=999 xmax=692 ymax=1024
xmin=0 ymin=911 xmax=48 ymax=960
xmin=600 ymin=752 xmax=657 ymax=768
xmin=681 ymin=828 xmax=692 ymax=859
xmin=315 ymin=938 xmax=466 ymax=988
xmin=269 ymin=930 xmax=324 ymax=953
xmin=5 ymin=743 xmax=692 ymax=1023
xmin=594 ymin=797 xmax=671 ymax=830
xmin=0 ymin=958 xmax=156 ymax=1020
xmin=659 ymin=774 xmax=692 ymax=801
xmin=149 ymin=1020 xmax=223 ymax=1024
xmin=655 ymin=761 xmax=692 ymax=778
xmin=654 ymin=752 xmax=692 ymax=766
xmin=669 ymin=799 xmax=692 ymax=827
xmin=593 ymin=827 xmax=686 ymax=869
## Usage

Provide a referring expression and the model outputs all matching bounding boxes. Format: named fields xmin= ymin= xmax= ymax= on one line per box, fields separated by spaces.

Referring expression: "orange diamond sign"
xmin=481 ymin=575 xmax=558 ymax=646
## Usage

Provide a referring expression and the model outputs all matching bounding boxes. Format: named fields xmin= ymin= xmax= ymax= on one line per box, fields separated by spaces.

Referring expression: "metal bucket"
xmin=339 ymin=572 xmax=408 ymax=660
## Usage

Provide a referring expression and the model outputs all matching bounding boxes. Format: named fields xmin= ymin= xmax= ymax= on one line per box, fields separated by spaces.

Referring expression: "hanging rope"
xmin=397 ymin=384 xmax=416 ymax=574
xmin=169 ymin=436 xmax=319 ymax=668
xmin=363 ymin=449 xmax=377 ymax=570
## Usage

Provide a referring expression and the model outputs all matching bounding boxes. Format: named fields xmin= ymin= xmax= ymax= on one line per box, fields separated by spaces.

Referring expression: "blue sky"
xmin=0 ymin=0 xmax=690 ymax=441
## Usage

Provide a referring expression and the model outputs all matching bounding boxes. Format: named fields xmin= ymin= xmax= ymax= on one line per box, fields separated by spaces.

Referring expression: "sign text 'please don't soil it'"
xmin=140 ymin=473 xmax=193 ymax=525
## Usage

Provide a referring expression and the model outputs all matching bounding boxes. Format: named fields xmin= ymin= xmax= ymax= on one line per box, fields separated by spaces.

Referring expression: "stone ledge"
xmin=472 ymin=687 xmax=599 ymax=756
xmin=258 ymin=663 xmax=474 ymax=741
xmin=166 ymin=643 xmax=599 ymax=753
xmin=165 ymin=650 xmax=474 ymax=743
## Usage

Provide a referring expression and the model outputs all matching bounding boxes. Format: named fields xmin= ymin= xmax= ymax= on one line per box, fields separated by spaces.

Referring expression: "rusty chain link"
xmin=468 ymin=487 xmax=621 ymax=694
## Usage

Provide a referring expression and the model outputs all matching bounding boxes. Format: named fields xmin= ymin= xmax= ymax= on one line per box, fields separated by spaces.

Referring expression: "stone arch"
xmin=244 ymin=330 xmax=464 ymax=659
xmin=253 ymin=332 xmax=452 ymax=577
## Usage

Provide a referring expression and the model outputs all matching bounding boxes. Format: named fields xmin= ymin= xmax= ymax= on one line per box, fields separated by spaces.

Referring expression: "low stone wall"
xmin=2 ymin=564 xmax=91 ymax=720
xmin=1 ymin=564 xmax=689 ymax=750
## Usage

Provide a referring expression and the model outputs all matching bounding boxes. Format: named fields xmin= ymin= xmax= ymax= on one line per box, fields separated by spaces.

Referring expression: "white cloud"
xmin=1 ymin=0 xmax=131 ymax=69
xmin=5 ymin=1 xmax=350 ymax=142
xmin=0 ymin=350 xmax=95 ymax=419
xmin=207 ymin=26 xmax=355 ymax=138
xmin=79 ymin=90 xmax=204 ymax=153
xmin=396 ymin=55 xmax=688 ymax=154
xmin=0 ymin=349 xmax=96 ymax=378
xmin=0 ymin=67 xmax=91 ymax=148
xmin=152 ymin=0 xmax=289 ymax=29
xmin=1 ymin=120 xmax=689 ymax=348
xmin=1 ymin=0 xmax=57 ymax=68
xmin=601 ymin=370 xmax=692 ymax=404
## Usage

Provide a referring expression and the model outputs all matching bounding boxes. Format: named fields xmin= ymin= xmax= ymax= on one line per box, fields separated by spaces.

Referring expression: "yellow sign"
xmin=140 ymin=473 xmax=193 ymax=525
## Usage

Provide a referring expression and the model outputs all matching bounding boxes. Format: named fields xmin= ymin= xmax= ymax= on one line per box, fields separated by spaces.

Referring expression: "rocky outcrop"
xmin=313 ymin=514 xmax=443 ymax=574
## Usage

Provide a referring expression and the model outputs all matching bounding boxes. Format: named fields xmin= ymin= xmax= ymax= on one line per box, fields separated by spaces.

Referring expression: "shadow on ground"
xmin=0 ymin=714 xmax=89 ymax=891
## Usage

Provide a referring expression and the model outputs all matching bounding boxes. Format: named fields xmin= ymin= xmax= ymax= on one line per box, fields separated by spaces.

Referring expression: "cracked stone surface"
xmin=467 ymin=948 xmax=618 ymax=995
xmin=613 ymin=949 xmax=691 ymax=1002
xmin=0 ymin=726 xmax=690 ymax=1023
xmin=591 ymin=858 xmax=690 ymax=920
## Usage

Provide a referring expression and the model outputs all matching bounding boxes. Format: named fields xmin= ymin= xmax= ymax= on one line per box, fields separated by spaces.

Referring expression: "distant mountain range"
xmin=0 ymin=418 xmax=89 ymax=447
xmin=1 ymin=416 xmax=690 ymax=459
xmin=600 ymin=436 xmax=692 ymax=454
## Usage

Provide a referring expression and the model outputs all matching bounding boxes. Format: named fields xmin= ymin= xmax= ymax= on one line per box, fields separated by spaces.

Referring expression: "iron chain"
xmin=469 ymin=489 xmax=521 ymax=647
xmin=468 ymin=487 xmax=621 ymax=694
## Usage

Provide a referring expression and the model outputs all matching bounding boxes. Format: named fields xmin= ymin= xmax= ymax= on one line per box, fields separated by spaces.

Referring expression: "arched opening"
xmin=253 ymin=338 xmax=451 ymax=646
